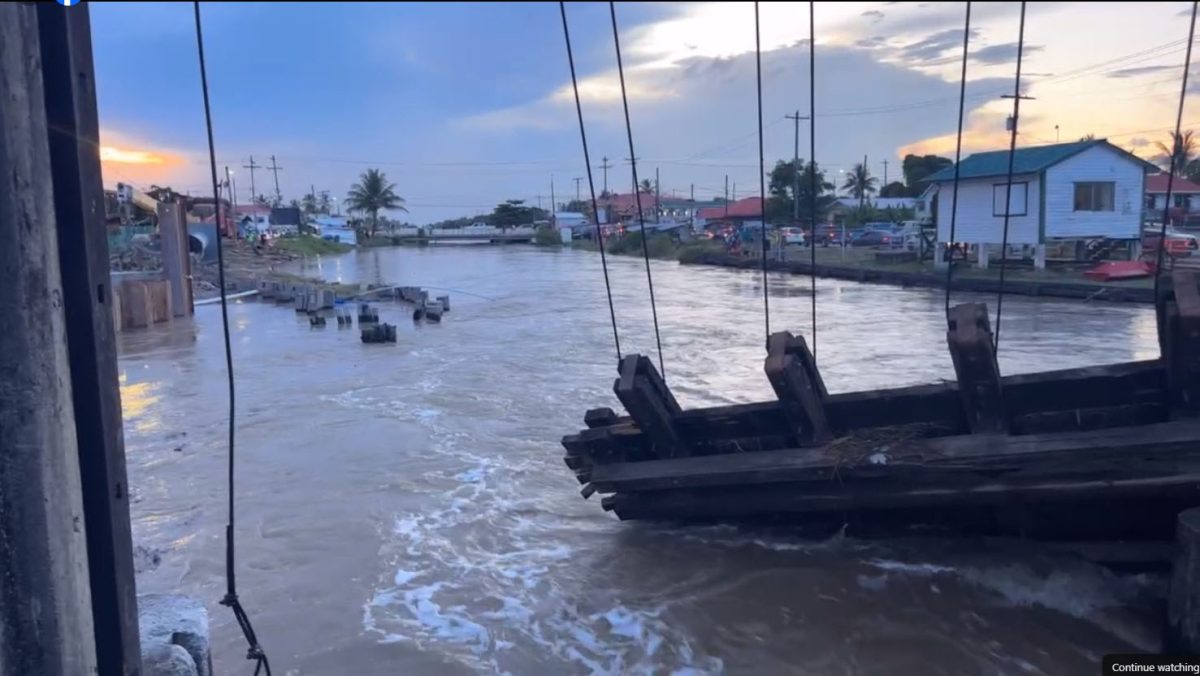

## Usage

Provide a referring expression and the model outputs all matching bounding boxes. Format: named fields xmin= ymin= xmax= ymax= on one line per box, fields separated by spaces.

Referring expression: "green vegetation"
xmin=676 ymin=240 xmax=726 ymax=264
xmin=345 ymin=168 xmax=407 ymax=238
xmin=607 ymin=231 xmax=676 ymax=259
xmin=534 ymin=227 xmax=562 ymax=247
xmin=274 ymin=235 xmax=352 ymax=256
xmin=490 ymin=199 xmax=547 ymax=227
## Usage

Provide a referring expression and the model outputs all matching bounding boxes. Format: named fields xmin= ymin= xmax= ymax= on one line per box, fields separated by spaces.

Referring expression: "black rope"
xmin=755 ymin=1 xmax=770 ymax=344
xmin=610 ymin=1 xmax=666 ymax=378
xmin=944 ymin=2 xmax=972 ymax=319
xmin=1155 ymin=1 xmax=1199 ymax=304
xmin=807 ymin=1 xmax=818 ymax=361
xmin=194 ymin=3 xmax=271 ymax=674
xmin=992 ymin=0 xmax=1026 ymax=352
xmin=560 ymin=2 xmax=621 ymax=361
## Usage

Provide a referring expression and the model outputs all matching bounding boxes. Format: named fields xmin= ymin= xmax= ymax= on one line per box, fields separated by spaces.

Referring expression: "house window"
xmin=1176 ymin=193 xmax=1191 ymax=208
xmin=992 ymin=182 xmax=1028 ymax=217
xmin=1073 ymin=182 xmax=1115 ymax=211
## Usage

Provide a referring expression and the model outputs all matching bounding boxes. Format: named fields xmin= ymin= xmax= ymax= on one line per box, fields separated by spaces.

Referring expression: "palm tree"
xmin=1156 ymin=130 xmax=1197 ymax=177
xmin=841 ymin=163 xmax=878 ymax=199
xmin=345 ymin=168 xmax=407 ymax=238
xmin=1079 ymin=133 xmax=1096 ymax=141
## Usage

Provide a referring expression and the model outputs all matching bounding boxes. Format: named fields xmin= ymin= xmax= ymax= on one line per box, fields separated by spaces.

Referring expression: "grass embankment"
xmin=273 ymin=235 xmax=353 ymax=256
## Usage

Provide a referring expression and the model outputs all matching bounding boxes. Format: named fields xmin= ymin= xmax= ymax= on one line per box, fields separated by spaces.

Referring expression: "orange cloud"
xmin=98 ymin=130 xmax=190 ymax=188
xmin=100 ymin=145 xmax=173 ymax=165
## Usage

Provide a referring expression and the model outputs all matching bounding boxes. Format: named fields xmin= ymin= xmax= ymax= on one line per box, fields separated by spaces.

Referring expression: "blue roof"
xmin=924 ymin=140 xmax=1157 ymax=183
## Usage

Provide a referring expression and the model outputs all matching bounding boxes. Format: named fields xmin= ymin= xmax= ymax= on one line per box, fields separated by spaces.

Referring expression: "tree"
xmin=253 ymin=194 xmax=272 ymax=207
xmin=562 ymin=199 xmax=589 ymax=214
xmin=318 ymin=190 xmax=332 ymax=214
xmin=1156 ymin=130 xmax=1197 ymax=176
xmin=765 ymin=159 xmax=836 ymax=224
xmin=901 ymin=154 xmax=952 ymax=192
xmin=301 ymin=193 xmax=317 ymax=215
xmin=639 ymin=178 xmax=653 ymax=193
xmin=1079 ymin=133 xmax=1096 ymax=142
xmin=879 ymin=181 xmax=908 ymax=198
xmin=841 ymin=163 xmax=878 ymax=199
xmin=345 ymin=168 xmax=407 ymax=238
xmin=489 ymin=199 xmax=546 ymax=228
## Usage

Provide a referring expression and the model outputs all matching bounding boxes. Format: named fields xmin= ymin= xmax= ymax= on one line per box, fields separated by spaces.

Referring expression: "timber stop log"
xmin=1169 ymin=508 xmax=1200 ymax=651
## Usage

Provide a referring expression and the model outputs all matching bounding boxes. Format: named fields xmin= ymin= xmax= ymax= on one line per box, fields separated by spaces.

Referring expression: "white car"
xmin=781 ymin=227 xmax=806 ymax=245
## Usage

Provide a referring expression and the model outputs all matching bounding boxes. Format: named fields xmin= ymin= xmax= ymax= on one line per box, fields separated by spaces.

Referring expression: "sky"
xmin=91 ymin=1 xmax=1200 ymax=224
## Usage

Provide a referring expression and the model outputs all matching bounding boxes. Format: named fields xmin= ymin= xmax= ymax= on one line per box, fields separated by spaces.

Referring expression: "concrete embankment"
xmin=680 ymin=251 xmax=1155 ymax=304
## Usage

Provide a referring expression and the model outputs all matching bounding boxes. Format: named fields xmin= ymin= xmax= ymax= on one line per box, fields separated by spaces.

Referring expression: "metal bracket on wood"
xmin=764 ymin=331 xmax=831 ymax=444
xmin=1164 ymin=269 xmax=1200 ymax=418
xmin=947 ymin=303 xmax=1008 ymax=434
xmin=613 ymin=354 xmax=688 ymax=457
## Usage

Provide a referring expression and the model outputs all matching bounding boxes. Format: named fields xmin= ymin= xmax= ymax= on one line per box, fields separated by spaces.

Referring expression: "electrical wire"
xmin=944 ymin=2 xmax=972 ymax=319
xmin=561 ymin=1 xmax=622 ymax=361
xmin=193 ymin=3 xmax=271 ymax=674
xmin=610 ymin=0 xmax=666 ymax=378
xmin=807 ymin=1 xmax=818 ymax=362
xmin=755 ymin=1 xmax=771 ymax=344
xmin=1155 ymin=1 xmax=1199 ymax=304
xmin=992 ymin=0 xmax=1027 ymax=353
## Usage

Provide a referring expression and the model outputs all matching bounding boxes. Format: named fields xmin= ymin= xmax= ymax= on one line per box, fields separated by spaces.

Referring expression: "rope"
xmin=193 ymin=3 xmax=271 ymax=674
xmin=944 ymin=2 xmax=972 ymax=319
xmin=610 ymin=1 xmax=666 ymax=378
xmin=807 ymin=1 xmax=818 ymax=361
xmin=1155 ymin=0 xmax=1199 ymax=303
xmin=560 ymin=2 xmax=622 ymax=361
xmin=755 ymin=2 xmax=770 ymax=343
xmin=992 ymin=0 xmax=1026 ymax=352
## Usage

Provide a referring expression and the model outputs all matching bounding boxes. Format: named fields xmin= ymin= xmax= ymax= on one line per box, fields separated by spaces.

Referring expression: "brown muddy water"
xmin=120 ymin=245 xmax=1166 ymax=675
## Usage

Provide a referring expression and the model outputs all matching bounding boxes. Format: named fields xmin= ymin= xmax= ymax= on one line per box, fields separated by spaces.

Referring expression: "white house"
xmin=926 ymin=139 xmax=1157 ymax=266
xmin=1145 ymin=173 xmax=1200 ymax=213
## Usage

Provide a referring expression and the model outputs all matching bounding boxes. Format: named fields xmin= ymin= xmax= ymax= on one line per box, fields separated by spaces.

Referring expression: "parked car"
xmin=781 ymin=227 xmax=806 ymax=245
xmin=1142 ymin=227 xmax=1199 ymax=258
xmin=850 ymin=228 xmax=895 ymax=247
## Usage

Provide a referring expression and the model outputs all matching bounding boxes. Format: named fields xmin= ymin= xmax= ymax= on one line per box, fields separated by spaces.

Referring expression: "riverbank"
xmin=569 ymin=236 xmax=1155 ymax=304
xmin=192 ymin=237 xmax=354 ymax=301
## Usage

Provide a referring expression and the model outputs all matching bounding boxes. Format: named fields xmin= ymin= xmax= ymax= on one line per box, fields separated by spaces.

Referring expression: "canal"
xmin=120 ymin=245 xmax=1163 ymax=674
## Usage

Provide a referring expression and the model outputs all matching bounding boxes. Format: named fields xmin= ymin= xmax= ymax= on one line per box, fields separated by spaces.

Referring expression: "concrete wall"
xmin=1044 ymin=144 xmax=1143 ymax=240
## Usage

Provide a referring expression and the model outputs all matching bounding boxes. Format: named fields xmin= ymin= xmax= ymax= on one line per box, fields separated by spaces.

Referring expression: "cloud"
xmin=1107 ymin=64 xmax=1177 ymax=79
xmin=861 ymin=10 xmax=885 ymax=22
xmin=897 ymin=29 xmax=975 ymax=63
xmin=1129 ymin=136 xmax=1152 ymax=148
xmin=971 ymin=43 xmax=1044 ymax=66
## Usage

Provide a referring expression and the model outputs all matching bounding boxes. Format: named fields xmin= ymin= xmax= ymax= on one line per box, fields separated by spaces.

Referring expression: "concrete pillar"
xmin=934 ymin=243 xmax=950 ymax=270
xmin=1169 ymin=508 xmax=1200 ymax=651
xmin=976 ymin=243 xmax=989 ymax=269
xmin=1033 ymin=244 xmax=1046 ymax=270
xmin=0 ymin=4 xmax=98 ymax=672
xmin=158 ymin=200 xmax=193 ymax=317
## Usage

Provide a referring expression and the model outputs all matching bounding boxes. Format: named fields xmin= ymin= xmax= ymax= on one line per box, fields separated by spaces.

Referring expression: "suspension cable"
xmin=193 ymin=3 xmax=271 ymax=674
xmin=755 ymin=2 xmax=770 ymax=343
xmin=992 ymin=0 xmax=1026 ymax=352
xmin=944 ymin=2 xmax=972 ymax=319
xmin=610 ymin=1 xmax=666 ymax=378
xmin=807 ymin=1 xmax=818 ymax=361
xmin=1155 ymin=1 xmax=1199 ymax=304
xmin=560 ymin=2 xmax=621 ymax=361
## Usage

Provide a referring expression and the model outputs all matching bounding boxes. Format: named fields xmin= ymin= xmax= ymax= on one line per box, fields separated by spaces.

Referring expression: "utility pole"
xmin=690 ymin=183 xmax=695 ymax=228
xmin=550 ymin=175 xmax=556 ymax=227
xmin=786 ymin=110 xmax=810 ymax=225
xmin=573 ymin=176 xmax=582 ymax=203
xmin=242 ymin=155 xmax=260 ymax=203
xmin=882 ymin=158 xmax=889 ymax=186
xmin=859 ymin=153 xmax=867 ymax=225
xmin=599 ymin=156 xmax=612 ymax=195
xmin=655 ymin=166 xmax=661 ymax=223
xmin=268 ymin=154 xmax=283 ymax=206
xmin=724 ymin=174 xmax=729 ymax=218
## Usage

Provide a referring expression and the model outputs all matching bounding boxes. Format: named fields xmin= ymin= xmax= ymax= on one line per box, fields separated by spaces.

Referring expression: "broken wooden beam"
xmin=764 ymin=331 xmax=830 ymax=444
xmin=947 ymin=302 xmax=1007 ymax=433
xmin=613 ymin=354 xmax=688 ymax=458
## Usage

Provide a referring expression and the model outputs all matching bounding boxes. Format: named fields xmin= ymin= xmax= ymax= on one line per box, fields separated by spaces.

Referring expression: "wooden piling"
xmin=1169 ymin=508 xmax=1200 ymax=651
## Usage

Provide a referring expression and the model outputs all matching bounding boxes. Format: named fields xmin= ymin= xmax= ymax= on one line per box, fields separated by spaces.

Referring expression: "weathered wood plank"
xmin=587 ymin=419 xmax=1200 ymax=493
xmin=947 ymin=303 xmax=1007 ymax=433
xmin=764 ymin=331 xmax=831 ymax=444
xmin=584 ymin=407 xmax=618 ymax=428
xmin=1167 ymin=269 xmax=1200 ymax=418
xmin=613 ymin=355 xmax=687 ymax=457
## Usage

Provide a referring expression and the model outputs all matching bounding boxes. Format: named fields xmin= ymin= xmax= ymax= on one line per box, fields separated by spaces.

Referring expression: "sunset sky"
xmin=91 ymin=1 xmax=1200 ymax=223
